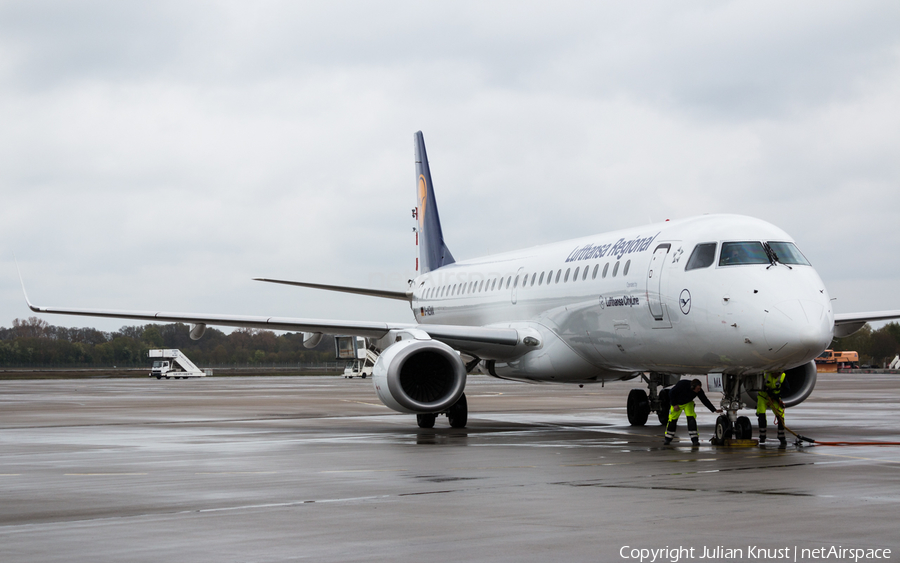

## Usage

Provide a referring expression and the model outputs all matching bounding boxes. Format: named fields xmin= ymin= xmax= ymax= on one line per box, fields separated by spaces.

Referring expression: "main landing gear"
xmin=627 ymin=372 xmax=677 ymax=426
xmin=416 ymin=393 xmax=468 ymax=429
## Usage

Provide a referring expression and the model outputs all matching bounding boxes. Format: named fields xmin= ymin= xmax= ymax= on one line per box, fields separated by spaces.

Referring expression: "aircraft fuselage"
xmin=411 ymin=214 xmax=834 ymax=382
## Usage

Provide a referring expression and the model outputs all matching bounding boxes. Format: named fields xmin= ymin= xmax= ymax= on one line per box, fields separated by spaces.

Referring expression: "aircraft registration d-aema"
xmin=22 ymin=132 xmax=900 ymax=437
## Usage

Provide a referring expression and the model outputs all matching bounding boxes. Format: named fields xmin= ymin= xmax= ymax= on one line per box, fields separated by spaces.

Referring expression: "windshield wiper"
xmin=763 ymin=242 xmax=791 ymax=270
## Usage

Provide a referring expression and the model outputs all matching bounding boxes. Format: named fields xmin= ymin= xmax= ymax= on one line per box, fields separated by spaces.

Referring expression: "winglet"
xmin=14 ymin=254 xmax=41 ymax=312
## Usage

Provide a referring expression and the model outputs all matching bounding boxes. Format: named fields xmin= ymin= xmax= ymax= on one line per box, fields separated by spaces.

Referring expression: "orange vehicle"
xmin=815 ymin=349 xmax=860 ymax=372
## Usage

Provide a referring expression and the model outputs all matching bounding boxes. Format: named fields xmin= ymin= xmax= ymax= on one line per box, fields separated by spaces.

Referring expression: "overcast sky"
xmin=2 ymin=1 xmax=899 ymax=333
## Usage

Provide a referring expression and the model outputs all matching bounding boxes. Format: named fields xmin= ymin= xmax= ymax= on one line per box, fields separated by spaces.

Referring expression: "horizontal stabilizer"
xmin=253 ymin=278 xmax=411 ymax=301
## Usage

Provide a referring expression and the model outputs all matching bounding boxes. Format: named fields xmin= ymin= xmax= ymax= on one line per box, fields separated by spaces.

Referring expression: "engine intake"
xmin=373 ymin=339 xmax=467 ymax=414
xmin=781 ymin=360 xmax=817 ymax=407
xmin=741 ymin=360 xmax=818 ymax=409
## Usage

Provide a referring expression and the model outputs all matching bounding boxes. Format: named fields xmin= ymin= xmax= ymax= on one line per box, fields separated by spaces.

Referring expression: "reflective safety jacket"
xmin=763 ymin=372 xmax=790 ymax=399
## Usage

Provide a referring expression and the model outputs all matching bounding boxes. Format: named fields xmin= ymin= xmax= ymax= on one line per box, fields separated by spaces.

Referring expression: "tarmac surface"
xmin=1 ymin=373 xmax=898 ymax=562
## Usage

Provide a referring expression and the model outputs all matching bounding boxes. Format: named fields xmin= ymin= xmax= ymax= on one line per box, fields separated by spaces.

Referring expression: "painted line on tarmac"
xmin=320 ymin=469 xmax=407 ymax=473
xmin=65 ymin=473 xmax=149 ymax=476
xmin=340 ymin=399 xmax=388 ymax=407
xmin=195 ymin=472 xmax=278 ymax=475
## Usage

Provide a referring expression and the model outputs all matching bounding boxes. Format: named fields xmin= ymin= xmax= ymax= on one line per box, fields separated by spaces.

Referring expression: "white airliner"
xmin=22 ymin=132 xmax=900 ymax=438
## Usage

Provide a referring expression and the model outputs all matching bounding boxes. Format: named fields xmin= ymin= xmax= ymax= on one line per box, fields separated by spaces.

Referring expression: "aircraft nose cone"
xmin=764 ymin=300 xmax=832 ymax=362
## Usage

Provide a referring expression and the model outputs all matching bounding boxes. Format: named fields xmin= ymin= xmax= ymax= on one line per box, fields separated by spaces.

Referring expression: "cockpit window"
xmin=685 ymin=243 xmax=717 ymax=271
xmin=719 ymin=241 xmax=769 ymax=266
xmin=767 ymin=242 xmax=811 ymax=266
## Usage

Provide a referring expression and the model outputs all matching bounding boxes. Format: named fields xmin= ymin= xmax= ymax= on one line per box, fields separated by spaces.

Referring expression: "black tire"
xmin=657 ymin=388 xmax=671 ymax=425
xmin=627 ymin=389 xmax=650 ymax=426
xmin=448 ymin=393 xmax=468 ymax=428
xmin=735 ymin=416 xmax=752 ymax=440
xmin=715 ymin=415 xmax=734 ymax=441
xmin=361 ymin=374 xmax=367 ymax=379
xmin=417 ymin=413 xmax=436 ymax=429
xmin=156 ymin=375 xmax=161 ymax=380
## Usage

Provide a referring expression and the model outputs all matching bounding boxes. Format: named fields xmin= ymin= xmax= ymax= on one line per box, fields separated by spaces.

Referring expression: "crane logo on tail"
xmin=417 ymin=175 xmax=427 ymax=230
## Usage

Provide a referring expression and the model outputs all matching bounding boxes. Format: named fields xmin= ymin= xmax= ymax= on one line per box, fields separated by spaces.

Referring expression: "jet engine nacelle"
xmin=372 ymin=339 xmax=467 ymax=414
xmin=741 ymin=360 xmax=818 ymax=409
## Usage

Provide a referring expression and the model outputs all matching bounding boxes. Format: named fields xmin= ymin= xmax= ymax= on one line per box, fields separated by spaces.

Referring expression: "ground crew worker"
xmin=664 ymin=378 xmax=722 ymax=445
xmin=757 ymin=371 xmax=791 ymax=447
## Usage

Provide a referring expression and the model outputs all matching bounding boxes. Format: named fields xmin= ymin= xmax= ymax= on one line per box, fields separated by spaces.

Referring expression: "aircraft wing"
xmin=253 ymin=278 xmax=411 ymax=301
xmin=23 ymin=298 xmax=520 ymax=354
xmin=833 ymin=310 xmax=900 ymax=338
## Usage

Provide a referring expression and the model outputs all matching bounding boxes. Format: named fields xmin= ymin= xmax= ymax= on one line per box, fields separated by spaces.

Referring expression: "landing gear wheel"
xmin=715 ymin=415 xmax=734 ymax=442
xmin=627 ymin=389 xmax=650 ymax=426
xmin=416 ymin=413 xmax=436 ymax=429
xmin=448 ymin=393 xmax=468 ymax=428
xmin=735 ymin=416 xmax=752 ymax=440
xmin=657 ymin=388 xmax=671 ymax=425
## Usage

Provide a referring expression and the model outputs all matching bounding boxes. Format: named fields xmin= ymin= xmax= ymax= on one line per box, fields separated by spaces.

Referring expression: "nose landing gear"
xmin=712 ymin=374 xmax=758 ymax=446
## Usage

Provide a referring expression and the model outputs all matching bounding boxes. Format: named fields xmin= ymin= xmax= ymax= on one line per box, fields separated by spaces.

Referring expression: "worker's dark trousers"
xmin=665 ymin=419 xmax=677 ymax=439
xmin=665 ymin=416 xmax=698 ymax=441
xmin=758 ymin=414 xmax=785 ymax=443
xmin=686 ymin=416 xmax=698 ymax=441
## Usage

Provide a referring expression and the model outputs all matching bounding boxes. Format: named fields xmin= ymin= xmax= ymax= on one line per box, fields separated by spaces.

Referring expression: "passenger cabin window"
xmin=573 ymin=267 xmax=580 ymax=281
xmin=539 ymin=272 xmax=545 ymax=285
xmin=531 ymin=273 xmax=536 ymax=286
xmin=564 ymin=268 xmax=570 ymax=282
xmin=767 ymin=242 xmax=811 ymax=266
xmin=583 ymin=266 xmax=589 ymax=281
xmin=612 ymin=261 xmax=619 ymax=277
xmin=685 ymin=242 xmax=717 ymax=271
xmin=592 ymin=264 xmax=598 ymax=279
xmin=719 ymin=241 xmax=769 ymax=266
xmin=555 ymin=270 xmax=561 ymax=283
xmin=602 ymin=263 xmax=609 ymax=278
xmin=623 ymin=260 xmax=630 ymax=276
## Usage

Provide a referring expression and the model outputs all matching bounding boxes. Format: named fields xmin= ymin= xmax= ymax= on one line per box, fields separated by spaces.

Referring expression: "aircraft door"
xmin=511 ymin=267 xmax=524 ymax=304
xmin=647 ymin=244 xmax=671 ymax=321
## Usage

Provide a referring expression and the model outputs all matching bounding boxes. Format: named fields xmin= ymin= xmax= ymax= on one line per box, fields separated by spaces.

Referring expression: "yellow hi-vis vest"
xmin=764 ymin=372 xmax=786 ymax=395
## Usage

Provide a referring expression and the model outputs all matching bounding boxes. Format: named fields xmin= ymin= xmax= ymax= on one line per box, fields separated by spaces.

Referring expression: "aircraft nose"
xmin=763 ymin=299 xmax=832 ymax=362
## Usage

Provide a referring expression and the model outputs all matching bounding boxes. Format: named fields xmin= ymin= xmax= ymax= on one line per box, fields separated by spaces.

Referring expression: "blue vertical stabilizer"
xmin=415 ymin=131 xmax=455 ymax=273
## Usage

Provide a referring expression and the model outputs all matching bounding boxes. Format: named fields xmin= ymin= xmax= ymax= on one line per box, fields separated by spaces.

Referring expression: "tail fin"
xmin=415 ymin=131 xmax=455 ymax=273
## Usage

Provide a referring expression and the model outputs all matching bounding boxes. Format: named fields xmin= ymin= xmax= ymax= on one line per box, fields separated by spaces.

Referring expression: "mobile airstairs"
xmin=148 ymin=349 xmax=212 ymax=379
